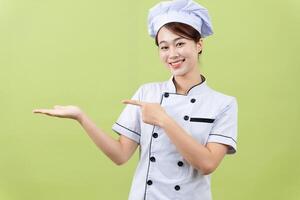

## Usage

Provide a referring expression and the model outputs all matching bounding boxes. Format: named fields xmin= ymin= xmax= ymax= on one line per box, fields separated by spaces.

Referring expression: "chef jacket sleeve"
xmin=207 ymin=97 xmax=238 ymax=154
xmin=112 ymin=86 xmax=143 ymax=144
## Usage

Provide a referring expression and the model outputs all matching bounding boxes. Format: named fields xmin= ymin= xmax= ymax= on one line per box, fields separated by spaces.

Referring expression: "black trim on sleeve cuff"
xmin=115 ymin=122 xmax=141 ymax=136
xmin=208 ymin=133 xmax=237 ymax=144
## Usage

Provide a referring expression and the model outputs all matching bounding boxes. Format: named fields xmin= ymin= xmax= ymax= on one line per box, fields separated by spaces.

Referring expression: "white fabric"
xmin=112 ymin=74 xmax=238 ymax=200
xmin=148 ymin=0 xmax=214 ymax=38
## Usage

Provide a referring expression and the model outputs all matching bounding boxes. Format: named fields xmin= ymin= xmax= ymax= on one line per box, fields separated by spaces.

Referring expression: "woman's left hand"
xmin=122 ymin=99 xmax=169 ymax=127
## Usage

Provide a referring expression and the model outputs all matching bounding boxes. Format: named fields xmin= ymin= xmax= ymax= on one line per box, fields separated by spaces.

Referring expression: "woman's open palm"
xmin=32 ymin=105 xmax=82 ymax=120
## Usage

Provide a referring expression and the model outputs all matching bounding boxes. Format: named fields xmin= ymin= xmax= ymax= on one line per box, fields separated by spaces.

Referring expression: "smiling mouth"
xmin=169 ymin=59 xmax=185 ymax=68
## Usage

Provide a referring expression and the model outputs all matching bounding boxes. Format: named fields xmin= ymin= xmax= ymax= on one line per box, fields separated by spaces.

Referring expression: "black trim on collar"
xmin=186 ymin=74 xmax=206 ymax=94
xmin=169 ymin=74 xmax=207 ymax=95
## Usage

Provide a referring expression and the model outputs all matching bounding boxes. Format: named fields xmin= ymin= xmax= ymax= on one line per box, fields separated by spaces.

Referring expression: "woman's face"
xmin=157 ymin=26 xmax=203 ymax=77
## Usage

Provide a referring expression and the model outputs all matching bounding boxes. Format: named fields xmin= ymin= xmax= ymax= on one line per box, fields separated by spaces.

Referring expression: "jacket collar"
xmin=166 ymin=74 xmax=209 ymax=96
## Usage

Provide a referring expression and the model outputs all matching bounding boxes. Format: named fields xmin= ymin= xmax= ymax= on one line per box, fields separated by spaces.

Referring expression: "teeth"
xmin=170 ymin=59 xmax=184 ymax=64
xmin=170 ymin=61 xmax=183 ymax=68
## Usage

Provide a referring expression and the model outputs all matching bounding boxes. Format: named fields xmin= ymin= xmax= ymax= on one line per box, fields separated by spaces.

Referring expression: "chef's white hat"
xmin=147 ymin=0 xmax=213 ymax=38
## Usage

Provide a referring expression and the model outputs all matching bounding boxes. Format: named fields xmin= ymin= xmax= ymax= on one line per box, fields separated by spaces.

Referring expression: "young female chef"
xmin=33 ymin=0 xmax=238 ymax=199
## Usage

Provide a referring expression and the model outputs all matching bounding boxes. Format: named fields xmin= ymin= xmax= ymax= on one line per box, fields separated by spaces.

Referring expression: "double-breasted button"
xmin=174 ymin=185 xmax=181 ymax=191
xmin=190 ymin=98 xmax=196 ymax=103
xmin=177 ymin=161 xmax=184 ymax=167
xmin=150 ymin=156 xmax=156 ymax=162
xmin=152 ymin=132 xmax=158 ymax=138
xmin=147 ymin=180 xmax=153 ymax=185
xmin=184 ymin=115 xmax=189 ymax=121
xmin=164 ymin=92 xmax=169 ymax=98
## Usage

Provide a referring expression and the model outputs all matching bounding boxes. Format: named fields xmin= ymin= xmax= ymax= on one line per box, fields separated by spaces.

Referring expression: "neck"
xmin=173 ymin=71 xmax=203 ymax=95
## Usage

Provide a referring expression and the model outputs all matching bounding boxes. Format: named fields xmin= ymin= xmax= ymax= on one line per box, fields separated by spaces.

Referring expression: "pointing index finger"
xmin=122 ymin=99 xmax=144 ymax=106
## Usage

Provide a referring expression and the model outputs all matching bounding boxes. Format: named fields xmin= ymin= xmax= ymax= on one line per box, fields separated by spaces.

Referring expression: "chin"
xmin=169 ymin=66 xmax=191 ymax=76
xmin=170 ymin=69 xmax=189 ymax=76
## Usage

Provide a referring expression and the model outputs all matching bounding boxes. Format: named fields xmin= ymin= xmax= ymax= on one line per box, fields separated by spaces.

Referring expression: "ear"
xmin=196 ymin=38 xmax=204 ymax=53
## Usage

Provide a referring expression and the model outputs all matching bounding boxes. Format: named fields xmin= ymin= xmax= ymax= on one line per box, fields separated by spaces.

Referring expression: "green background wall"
xmin=1 ymin=0 xmax=299 ymax=199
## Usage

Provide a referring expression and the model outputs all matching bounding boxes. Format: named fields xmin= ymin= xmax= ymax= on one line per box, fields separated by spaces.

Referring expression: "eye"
xmin=160 ymin=46 xmax=168 ymax=50
xmin=176 ymin=42 xmax=185 ymax=47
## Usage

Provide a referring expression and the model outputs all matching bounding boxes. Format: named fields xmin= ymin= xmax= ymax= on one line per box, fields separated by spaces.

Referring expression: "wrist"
xmin=159 ymin=113 xmax=172 ymax=128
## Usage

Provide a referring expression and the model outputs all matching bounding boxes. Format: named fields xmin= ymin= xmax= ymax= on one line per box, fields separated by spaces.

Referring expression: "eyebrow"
xmin=158 ymin=37 xmax=183 ymax=45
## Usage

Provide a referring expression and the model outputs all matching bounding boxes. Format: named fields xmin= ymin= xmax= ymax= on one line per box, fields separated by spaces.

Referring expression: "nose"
xmin=168 ymin=46 xmax=179 ymax=59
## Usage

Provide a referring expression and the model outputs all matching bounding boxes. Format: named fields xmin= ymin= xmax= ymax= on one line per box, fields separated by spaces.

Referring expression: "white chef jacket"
xmin=112 ymin=74 xmax=238 ymax=200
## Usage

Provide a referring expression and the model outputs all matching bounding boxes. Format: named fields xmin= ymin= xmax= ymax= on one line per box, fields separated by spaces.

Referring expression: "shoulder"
xmin=137 ymin=80 xmax=168 ymax=94
xmin=209 ymin=87 xmax=237 ymax=102
xmin=205 ymin=85 xmax=238 ymax=111
xmin=139 ymin=80 xmax=168 ymax=90
xmin=135 ymin=80 xmax=168 ymax=102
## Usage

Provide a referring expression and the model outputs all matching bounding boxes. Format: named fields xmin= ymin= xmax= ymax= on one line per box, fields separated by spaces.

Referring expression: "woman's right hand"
xmin=32 ymin=105 xmax=83 ymax=121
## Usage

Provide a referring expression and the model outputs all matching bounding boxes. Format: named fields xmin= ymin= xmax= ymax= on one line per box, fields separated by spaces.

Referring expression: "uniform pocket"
xmin=189 ymin=117 xmax=215 ymax=144
xmin=190 ymin=117 xmax=215 ymax=123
